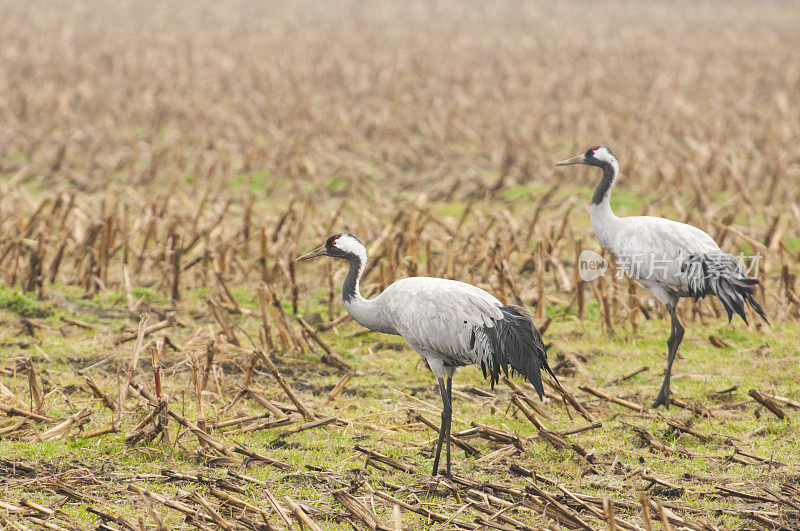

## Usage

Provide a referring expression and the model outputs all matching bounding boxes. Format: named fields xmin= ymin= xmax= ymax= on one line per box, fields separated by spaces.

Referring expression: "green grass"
xmin=546 ymin=300 xmax=601 ymax=322
xmin=0 ymin=287 xmax=54 ymax=319
xmin=503 ymin=183 xmax=550 ymax=202
xmin=0 ymin=285 xmax=797 ymax=529
xmin=229 ymin=170 xmax=273 ymax=194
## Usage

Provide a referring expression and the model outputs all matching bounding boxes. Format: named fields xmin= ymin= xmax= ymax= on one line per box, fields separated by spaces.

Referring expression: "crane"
xmin=296 ymin=233 xmax=556 ymax=476
xmin=556 ymin=145 xmax=768 ymax=407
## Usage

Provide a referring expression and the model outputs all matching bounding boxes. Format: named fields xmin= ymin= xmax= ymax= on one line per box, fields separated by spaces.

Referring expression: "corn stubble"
xmin=0 ymin=1 xmax=799 ymax=529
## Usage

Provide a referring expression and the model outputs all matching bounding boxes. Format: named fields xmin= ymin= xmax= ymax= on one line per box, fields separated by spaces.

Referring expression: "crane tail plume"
xmin=682 ymin=253 xmax=769 ymax=325
xmin=478 ymin=306 xmax=556 ymax=398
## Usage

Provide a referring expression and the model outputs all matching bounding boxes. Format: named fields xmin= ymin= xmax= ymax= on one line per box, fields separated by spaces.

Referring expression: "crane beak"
xmin=554 ymin=153 xmax=586 ymax=166
xmin=294 ymin=245 xmax=327 ymax=262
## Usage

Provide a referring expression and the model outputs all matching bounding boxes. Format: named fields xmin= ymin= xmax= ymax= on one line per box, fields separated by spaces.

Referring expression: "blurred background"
xmin=1 ymin=0 xmax=797 ymax=310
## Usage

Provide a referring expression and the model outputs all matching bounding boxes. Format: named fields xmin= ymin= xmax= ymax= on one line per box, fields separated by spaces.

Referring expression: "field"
xmin=1 ymin=0 xmax=800 ymax=529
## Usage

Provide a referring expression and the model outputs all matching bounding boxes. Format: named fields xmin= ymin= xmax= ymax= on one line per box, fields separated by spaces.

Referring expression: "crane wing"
xmin=601 ymin=216 xmax=766 ymax=324
xmin=604 ymin=216 xmax=721 ymax=291
xmin=610 ymin=216 xmax=720 ymax=258
xmin=380 ymin=277 xmax=552 ymax=396
xmin=382 ymin=278 xmax=504 ymax=365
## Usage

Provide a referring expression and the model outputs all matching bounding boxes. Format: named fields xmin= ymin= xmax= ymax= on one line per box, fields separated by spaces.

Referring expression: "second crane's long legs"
xmin=431 ymin=376 xmax=453 ymax=477
xmin=653 ymin=304 xmax=685 ymax=408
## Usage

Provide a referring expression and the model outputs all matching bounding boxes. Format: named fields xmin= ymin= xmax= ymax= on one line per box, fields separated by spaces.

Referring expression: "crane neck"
xmin=340 ymin=254 xmax=395 ymax=334
xmin=342 ymin=255 xmax=366 ymax=305
xmin=591 ymin=159 xmax=618 ymax=207
xmin=590 ymin=160 xmax=621 ymax=244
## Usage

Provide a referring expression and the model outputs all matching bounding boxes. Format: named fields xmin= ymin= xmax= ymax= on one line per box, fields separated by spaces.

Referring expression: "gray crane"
xmin=556 ymin=145 xmax=768 ymax=407
xmin=296 ymin=232 xmax=556 ymax=476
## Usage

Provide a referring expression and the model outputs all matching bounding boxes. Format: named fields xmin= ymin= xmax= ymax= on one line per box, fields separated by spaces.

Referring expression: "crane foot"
xmin=652 ymin=392 xmax=670 ymax=408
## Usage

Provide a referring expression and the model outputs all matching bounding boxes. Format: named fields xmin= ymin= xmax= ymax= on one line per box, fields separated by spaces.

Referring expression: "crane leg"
xmin=445 ymin=376 xmax=452 ymax=477
xmin=653 ymin=304 xmax=684 ymax=408
xmin=431 ymin=376 xmax=453 ymax=477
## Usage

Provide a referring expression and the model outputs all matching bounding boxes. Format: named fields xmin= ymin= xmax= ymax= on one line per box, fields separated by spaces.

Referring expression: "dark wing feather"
xmin=475 ymin=305 xmax=557 ymax=398
xmin=681 ymin=253 xmax=768 ymax=325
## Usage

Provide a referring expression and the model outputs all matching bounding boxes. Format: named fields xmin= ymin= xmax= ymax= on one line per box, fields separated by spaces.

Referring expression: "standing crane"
xmin=555 ymin=145 xmax=768 ymax=407
xmin=296 ymin=233 xmax=556 ymax=476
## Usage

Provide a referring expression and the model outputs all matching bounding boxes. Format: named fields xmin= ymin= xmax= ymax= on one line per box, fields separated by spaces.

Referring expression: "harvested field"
xmin=1 ymin=0 xmax=800 ymax=529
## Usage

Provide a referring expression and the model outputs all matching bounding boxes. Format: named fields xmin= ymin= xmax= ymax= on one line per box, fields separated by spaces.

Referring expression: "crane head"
xmin=295 ymin=233 xmax=367 ymax=263
xmin=555 ymin=145 xmax=616 ymax=168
